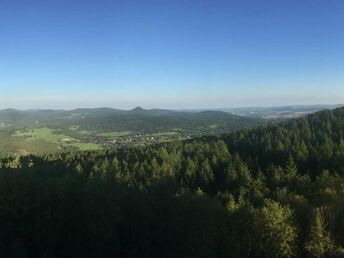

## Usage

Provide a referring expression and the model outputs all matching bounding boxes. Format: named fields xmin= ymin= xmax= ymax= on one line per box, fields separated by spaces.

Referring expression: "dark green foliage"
xmin=1 ymin=108 xmax=344 ymax=257
xmin=305 ymin=208 xmax=335 ymax=258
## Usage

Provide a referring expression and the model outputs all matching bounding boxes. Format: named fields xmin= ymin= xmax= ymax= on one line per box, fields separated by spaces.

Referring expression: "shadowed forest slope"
xmin=0 ymin=108 xmax=344 ymax=257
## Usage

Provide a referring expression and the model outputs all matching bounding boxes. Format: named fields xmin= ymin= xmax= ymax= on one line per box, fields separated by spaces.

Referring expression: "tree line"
xmin=0 ymin=108 xmax=344 ymax=257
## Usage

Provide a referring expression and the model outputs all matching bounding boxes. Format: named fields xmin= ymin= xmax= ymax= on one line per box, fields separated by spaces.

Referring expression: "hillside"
xmin=0 ymin=107 xmax=344 ymax=257
xmin=223 ymin=107 xmax=344 ymax=175
xmin=0 ymin=107 xmax=264 ymax=153
xmin=219 ymin=104 xmax=343 ymax=119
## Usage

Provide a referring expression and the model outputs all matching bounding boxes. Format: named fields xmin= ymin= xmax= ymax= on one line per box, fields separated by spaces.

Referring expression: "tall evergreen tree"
xmin=305 ymin=208 xmax=334 ymax=258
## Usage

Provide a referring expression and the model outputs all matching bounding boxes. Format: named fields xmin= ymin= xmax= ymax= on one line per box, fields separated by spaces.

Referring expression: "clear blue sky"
xmin=0 ymin=0 xmax=343 ymax=109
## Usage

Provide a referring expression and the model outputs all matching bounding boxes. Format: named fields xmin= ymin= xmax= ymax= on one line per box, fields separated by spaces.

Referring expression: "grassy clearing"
xmin=13 ymin=127 xmax=102 ymax=151
xmin=150 ymin=132 xmax=178 ymax=136
xmin=14 ymin=127 xmax=79 ymax=144
xmin=69 ymin=125 xmax=91 ymax=135
xmin=98 ymin=131 xmax=133 ymax=137
xmin=0 ymin=135 xmax=59 ymax=153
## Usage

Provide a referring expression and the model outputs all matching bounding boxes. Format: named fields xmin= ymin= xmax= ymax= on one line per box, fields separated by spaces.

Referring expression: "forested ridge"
xmin=1 ymin=108 xmax=344 ymax=257
xmin=0 ymin=107 xmax=263 ymax=133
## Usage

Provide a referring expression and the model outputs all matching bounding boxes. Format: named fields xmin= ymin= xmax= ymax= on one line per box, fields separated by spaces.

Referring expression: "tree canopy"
xmin=1 ymin=107 xmax=344 ymax=257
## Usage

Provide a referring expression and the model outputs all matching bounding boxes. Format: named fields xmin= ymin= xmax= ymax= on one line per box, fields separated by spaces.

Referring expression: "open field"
xmin=98 ymin=131 xmax=133 ymax=137
xmin=9 ymin=127 xmax=101 ymax=153
xmin=0 ymin=134 xmax=59 ymax=153
xmin=14 ymin=127 xmax=79 ymax=143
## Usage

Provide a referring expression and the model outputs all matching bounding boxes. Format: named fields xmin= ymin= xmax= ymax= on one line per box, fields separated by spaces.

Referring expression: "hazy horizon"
xmin=0 ymin=103 xmax=342 ymax=112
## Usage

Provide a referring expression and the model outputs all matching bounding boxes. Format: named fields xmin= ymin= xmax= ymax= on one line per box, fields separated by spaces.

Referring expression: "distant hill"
xmin=0 ymin=107 xmax=265 ymax=132
xmin=0 ymin=107 xmax=266 ymax=153
xmin=182 ymin=104 xmax=343 ymax=119
xmin=2 ymin=105 xmax=339 ymax=153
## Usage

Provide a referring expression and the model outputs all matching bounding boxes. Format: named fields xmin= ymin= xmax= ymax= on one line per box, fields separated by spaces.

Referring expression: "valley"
xmin=0 ymin=107 xmax=265 ymax=153
xmin=2 ymin=105 xmax=340 ymax=153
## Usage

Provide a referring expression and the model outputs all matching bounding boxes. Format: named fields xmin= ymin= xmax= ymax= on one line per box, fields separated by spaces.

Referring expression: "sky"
xmin=0 ymin=0 xmax=343 ymax=109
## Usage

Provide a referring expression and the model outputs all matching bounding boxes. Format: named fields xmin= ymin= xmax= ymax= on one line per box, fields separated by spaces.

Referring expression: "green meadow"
xmin=98 ymin=131 xmax=134 ymax=137
xmin=11 ymin=127 xmax=101 ymax=152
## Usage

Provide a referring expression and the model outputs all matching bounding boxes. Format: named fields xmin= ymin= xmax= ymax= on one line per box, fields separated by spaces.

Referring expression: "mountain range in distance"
xmin=2 ymin=103 xmax=342 ymax=118
xmin=0 ymin=106 xmax=263 ymax=153
xmin=0 ymin=104 xmax=341 ymax=153
xmin=178 ymin=104 xmax=344 ymax=119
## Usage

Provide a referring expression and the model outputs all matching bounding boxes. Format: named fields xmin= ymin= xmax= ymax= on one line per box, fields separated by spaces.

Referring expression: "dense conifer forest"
xmin=1 ymin=108 xmax=344 ymax=257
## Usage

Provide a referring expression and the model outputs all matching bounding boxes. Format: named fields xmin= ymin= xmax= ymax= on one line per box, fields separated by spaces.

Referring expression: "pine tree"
xmin=255 ymin=199 xmax=297 ymax=258
xmin=305 ymin=208 xmax=334 ymax=258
